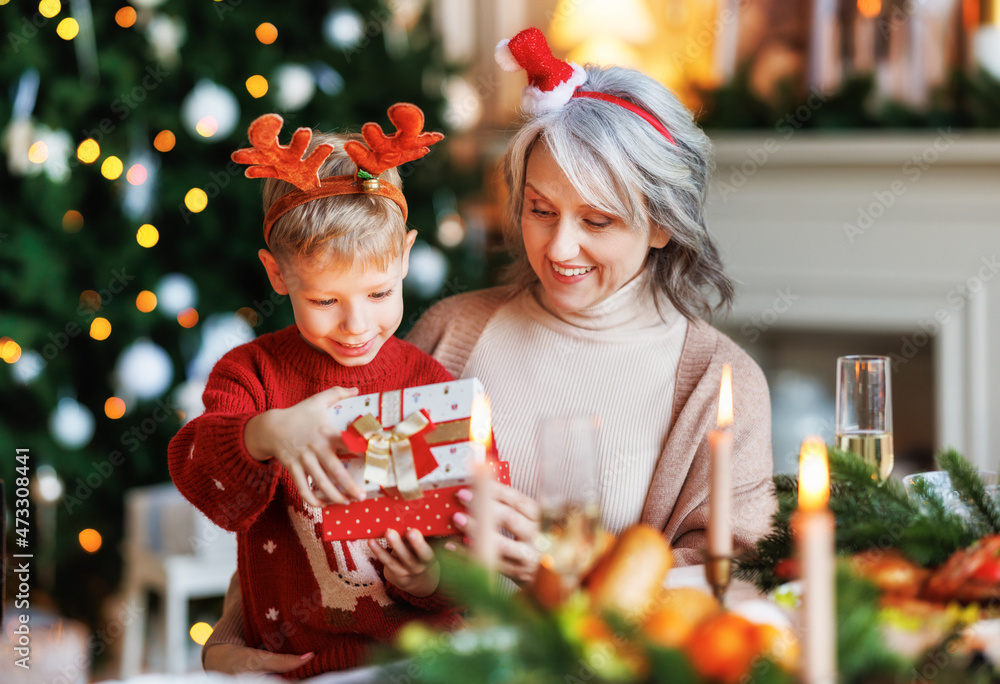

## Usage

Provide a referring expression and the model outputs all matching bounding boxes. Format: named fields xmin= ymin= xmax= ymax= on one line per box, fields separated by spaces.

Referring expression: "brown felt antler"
xmin=344 ymin=103 xmax=444 ymax=177
xmin=231 ymin=114 xmax=334 ymax=191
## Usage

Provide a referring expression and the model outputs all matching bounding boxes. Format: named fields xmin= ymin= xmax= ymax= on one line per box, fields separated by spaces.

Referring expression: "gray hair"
xmin=500 ymin=64 xmax=734 ymax=321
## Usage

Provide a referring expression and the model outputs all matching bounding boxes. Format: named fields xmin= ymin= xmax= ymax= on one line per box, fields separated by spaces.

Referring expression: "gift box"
xmin=322 ymin=378 xmax=510 ymax=541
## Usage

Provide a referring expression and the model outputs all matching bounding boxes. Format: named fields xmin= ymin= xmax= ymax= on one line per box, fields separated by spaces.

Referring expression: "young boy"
xmin=168 ymin=107 xmax=455 ymax=678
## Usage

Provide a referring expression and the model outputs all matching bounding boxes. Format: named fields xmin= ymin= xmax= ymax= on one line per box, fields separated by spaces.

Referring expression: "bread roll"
xmin=586 ymin=524 xmax=673 ymax=617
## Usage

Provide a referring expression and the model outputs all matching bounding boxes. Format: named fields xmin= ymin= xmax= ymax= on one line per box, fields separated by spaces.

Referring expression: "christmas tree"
xmin=0 ymin=0 xmax=489 ymax=637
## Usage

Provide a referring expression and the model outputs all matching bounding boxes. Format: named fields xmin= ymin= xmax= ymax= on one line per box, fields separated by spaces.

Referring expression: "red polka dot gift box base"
xmin=322 ymin=378 xmax=511 ymax=541
xmin=322 ymin=459 xmax=510 ymax=541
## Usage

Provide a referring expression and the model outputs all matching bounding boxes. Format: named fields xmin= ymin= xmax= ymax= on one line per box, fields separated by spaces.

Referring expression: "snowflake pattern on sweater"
xmin=168 ymin=326 xmax=459 ymax=677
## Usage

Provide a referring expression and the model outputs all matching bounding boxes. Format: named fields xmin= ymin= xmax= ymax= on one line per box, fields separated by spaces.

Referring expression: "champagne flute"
xmin=534 ymin=415 xmax=601 ymax=593
xmin=835 ymin=355 xmax=894 ymax=479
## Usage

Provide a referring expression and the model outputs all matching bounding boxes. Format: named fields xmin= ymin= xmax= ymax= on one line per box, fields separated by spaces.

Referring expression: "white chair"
xmin=119 ymin=483 xmax=237 ymax=676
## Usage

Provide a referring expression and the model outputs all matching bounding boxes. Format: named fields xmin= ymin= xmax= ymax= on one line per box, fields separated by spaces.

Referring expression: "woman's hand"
xmin=244 ymin=386 xmax=365 ymax=507
xmin=450 ymin=483 xmax=541 ymax=584
xmin=203 ymin=643 xmax=314 ymax=674
xmin=369 ymin=528 xmax=441 ymax=597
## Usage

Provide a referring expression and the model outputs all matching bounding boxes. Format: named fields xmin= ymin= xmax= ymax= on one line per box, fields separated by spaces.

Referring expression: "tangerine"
xmin=642 ymin=606 xmax=696 ymax=648
xmin=755 ymin=623 xmax=800 ymax=672
xmin=685 ymin=612 xmax=762 ymax=684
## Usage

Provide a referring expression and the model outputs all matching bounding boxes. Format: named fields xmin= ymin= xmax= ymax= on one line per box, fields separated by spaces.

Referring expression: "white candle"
xmin=470 ymin=395 xmax=497 ymax=570
xmin=708 ymin=364 xmax=733 ymax=558
xmin=795 ymin=437 xmax=836 ymax=684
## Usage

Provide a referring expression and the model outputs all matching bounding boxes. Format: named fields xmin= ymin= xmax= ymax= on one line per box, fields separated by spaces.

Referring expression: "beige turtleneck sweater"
xmin=463 ymin=275 xmax=687 ymax=536
xmin=204 ymin=278 xmax=777 ymax=656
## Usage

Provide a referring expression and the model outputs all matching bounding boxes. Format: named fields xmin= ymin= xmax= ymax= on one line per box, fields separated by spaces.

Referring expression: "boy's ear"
xmin=649 ymin=225 xmax=671 ymax=250
xmin=258 ymin=249 xmax=290 ymax=295
xmin=399 ymin=230 xmax=418 ymax=279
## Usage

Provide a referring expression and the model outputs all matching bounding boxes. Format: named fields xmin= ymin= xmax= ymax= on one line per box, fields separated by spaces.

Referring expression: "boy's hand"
xmin=244 ymin=386 xmax=365 ymax=507
xmin=368 ymin=528 xmax=440 ymax=597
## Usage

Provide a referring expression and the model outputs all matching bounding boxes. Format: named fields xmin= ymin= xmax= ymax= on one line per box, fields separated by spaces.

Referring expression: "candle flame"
xmin=798 ymin=437 xmax=830 ymax=512
xmin=857 ymin=0 xmax=881 ymax=19
xmin=470 ymin=393 xmax=493 ymax=451
xmin=717 ymin=364 xmax=733 ymax=428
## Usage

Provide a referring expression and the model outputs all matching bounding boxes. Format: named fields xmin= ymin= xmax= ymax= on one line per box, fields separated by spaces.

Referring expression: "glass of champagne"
xmin=534 ymin=414 xmax=601 ymax=593
xmin=835 ymin=355 xmax=894 ymax=479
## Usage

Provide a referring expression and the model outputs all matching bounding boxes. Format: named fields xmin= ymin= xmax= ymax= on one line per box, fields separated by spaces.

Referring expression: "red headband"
xmin=495 ymin=27 xmax=675 ymax=145
xmin=231 ymin=103 xmax=444 ymax=245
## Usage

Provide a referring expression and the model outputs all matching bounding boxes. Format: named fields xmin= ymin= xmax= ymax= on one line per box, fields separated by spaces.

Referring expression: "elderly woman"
xmin=202 ymin=28 xmax=775 ymax=675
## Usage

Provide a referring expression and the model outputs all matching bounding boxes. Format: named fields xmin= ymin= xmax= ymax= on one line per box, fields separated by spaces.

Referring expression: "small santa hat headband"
xmin=232 ymin=103 xmax=444 ymax=245
xmin=495 ymin=27 xmax=675 ymax=146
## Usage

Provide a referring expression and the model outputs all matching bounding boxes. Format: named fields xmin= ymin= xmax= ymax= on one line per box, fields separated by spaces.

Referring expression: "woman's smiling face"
xmin=520 ymin=142 xmax=669 ymax=314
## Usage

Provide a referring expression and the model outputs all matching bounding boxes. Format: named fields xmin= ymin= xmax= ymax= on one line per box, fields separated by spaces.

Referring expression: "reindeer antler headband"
xmin=231 ymin=103 xmax=445 ymax=245
xmin=495 ymin=28 xmax=676 ymax=145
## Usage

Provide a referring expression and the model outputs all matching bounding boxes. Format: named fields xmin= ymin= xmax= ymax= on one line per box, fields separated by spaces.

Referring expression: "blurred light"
xmin=34 ymin=465 xmax=63 ymax=502
xmin=79 ymin=529 xmax=102 ymax=553
xmin=184 ymin=188 xmax=208 ymax=213
xmin=49 ymin=397 xmax=95 ymax=449
xmin=136 ymin=290 xmax=158 ymax=312
xmin=442 ymin=76 xmax=483 ymax=131
xmin=405 ymin=241 xmax=449 ymax=298
xmin=62 ymin=210 xmax=84 ymax=232
xmin=323 ymin=8 xmax=363 ymax=48
xmin=1 ymin=338 xmax=22 ymax=364
xmin=178 ymin=308 xmax=199 ymax=328
xmin=126 ymin=164 xmax=147 ymax=185
xmin=104 ymin=397 xmax=126 ymax=419
xmin=858 ymin=0 xmax=881 ymax=19
xmin=115 ymin=6 xmax=136 ymax=27
xmin=195 ymin=115 xmax=218 ymax=137
xmin=101 ymin=156 xmax=123 ymax=180
xmin=190 ymin=622 xmax=214 ymax=645
xmin=56 ymin=17 xmax=78 ymax=40
xmin=255 ymin=22 xmax=278 ymax=44
xmin=274 ymin=63 xmax=315 ymax=111
xmin=137 ymin=224 xmax=159 ymax=247
xmin=153 ymin=130 xmax=176 ymax=152
xmin=236 ymin=307 xmax=259 ymax=327
xmin=156 ymin=273 xmax=198 ymax=314
xmin=90 ymin=317 xmax=111 ymax=340
xmin=39 ymin=0 xmax=60 ymax=19
xmin=79 ymin=290 xmax=101 ymax=312
xmin=437 ymin=213 xmax=466 ymax=248
xmin=246 ymin=75 xmax=269 ymax=98
xmin=181 ymin=80 xmax=240 ymax=141
xmin=76 ymin=138 xmax=100 ymax=163
xmin=11 ymin=350 xmax=43 ymax=384
xmin=116 ymin=340 xmax=173 ymax=398
xmin=28 ymin=141 xmax=48 ymax=164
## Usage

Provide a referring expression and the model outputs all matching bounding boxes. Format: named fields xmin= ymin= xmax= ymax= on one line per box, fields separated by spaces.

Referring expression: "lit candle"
xmin=708 ymin=364 xmax=733 ymax=558
xmin=853 ymin=0 xmax=879 ymax=73
xmin=795 ymin=437 xmax=837 ymax=684
xmin=470 ymin=394 xmax=497 ymax=570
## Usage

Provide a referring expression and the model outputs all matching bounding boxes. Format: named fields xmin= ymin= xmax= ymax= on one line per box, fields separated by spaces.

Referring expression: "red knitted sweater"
xmin=168 ymin=325 xmax=458 ymax=678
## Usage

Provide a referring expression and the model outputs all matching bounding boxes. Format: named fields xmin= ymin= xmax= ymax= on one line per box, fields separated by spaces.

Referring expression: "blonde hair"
xmin=262 ymin=131 xmax=406 ymax=270
xmin=500 ymin=64 xmax=734 ymax=321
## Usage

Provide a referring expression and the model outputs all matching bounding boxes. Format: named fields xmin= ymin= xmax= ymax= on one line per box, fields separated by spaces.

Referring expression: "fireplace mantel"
xmin=706 ymin=131 xmax=1000 ymax=469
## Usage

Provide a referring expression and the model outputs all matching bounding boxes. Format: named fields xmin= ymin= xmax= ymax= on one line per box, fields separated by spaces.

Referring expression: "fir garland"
xmin=736 ymin=448 xmax=992 ymax=592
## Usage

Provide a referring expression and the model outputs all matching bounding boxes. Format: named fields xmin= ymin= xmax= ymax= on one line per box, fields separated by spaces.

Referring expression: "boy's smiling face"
xmin=260 ymin=230 xmax=415 ymax=367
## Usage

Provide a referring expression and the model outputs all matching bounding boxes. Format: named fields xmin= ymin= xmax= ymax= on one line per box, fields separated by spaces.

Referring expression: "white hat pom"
xmin=494 ymin=39 xmax=521 ymax=72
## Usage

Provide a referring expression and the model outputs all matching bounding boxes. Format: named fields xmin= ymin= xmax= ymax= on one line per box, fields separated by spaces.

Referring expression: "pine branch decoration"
xmin=737 ymin=448 xmax=985 ymax=590
xmin=938 ymin=449 xmax=1000 ymax=534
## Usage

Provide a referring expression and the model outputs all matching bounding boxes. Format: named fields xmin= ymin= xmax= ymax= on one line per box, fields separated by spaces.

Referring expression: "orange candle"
xmin=708 ymin=364 xmax=733 ymax=558
xmin=794 ymin=437 xmax=836 ymax=684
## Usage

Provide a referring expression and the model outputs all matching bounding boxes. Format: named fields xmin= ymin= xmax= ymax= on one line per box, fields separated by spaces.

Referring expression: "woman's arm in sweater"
xmin=669 ymin=347 xmax=777 ymax=566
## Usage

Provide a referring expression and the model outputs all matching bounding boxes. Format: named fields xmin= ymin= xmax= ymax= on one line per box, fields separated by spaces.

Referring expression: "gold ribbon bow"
xmin=350 ymin=411 xmax=431 ymax=500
